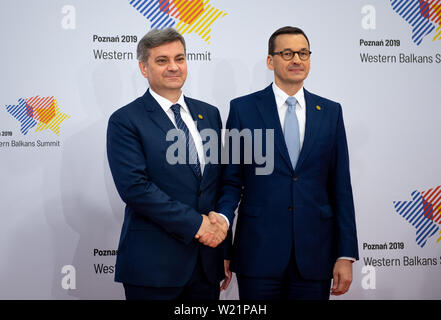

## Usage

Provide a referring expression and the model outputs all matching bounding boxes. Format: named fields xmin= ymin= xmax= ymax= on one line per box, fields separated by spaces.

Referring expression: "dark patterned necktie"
xmin=170 ymin=104 xmax=201 ymax=180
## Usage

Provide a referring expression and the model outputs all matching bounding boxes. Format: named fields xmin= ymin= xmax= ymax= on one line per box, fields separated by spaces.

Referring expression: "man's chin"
xmin=165 ymin=79 xmax=184 ymax=86
xmin=166 ymin=84 xmax=184 ymax=89
xmin=284 ymin=78 xmax=305 ymax=86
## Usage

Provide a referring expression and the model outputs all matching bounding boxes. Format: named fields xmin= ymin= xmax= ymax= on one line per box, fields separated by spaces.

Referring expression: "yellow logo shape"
xmin=316 ymin=106 xmax=321 ymax=111
xmin=198 ymin=114 xmax=203 ymax=119
xmin=175 ymin=0 xmax=228 ymax=44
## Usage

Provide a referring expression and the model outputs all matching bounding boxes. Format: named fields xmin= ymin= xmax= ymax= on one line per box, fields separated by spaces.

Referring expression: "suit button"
xmin=288 ymin=206 xmax=293 ymax=212
xmin=292 ymin=176 xmax=298 ymax=181
xmin=198 ymin=190 xmax=202 ymax=197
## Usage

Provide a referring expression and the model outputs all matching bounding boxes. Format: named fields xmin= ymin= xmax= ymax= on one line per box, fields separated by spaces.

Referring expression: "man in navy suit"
xmin=106 ymin=28 xmax=231 ymax=300
xmin=216 ymin=26 xmax=359 ymax=300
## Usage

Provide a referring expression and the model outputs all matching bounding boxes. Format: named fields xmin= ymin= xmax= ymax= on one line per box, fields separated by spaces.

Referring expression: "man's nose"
xmin=292 ymin=52 xmax=302 ymax=63
xmin=168 ymin=61 xmax=179 ymax=71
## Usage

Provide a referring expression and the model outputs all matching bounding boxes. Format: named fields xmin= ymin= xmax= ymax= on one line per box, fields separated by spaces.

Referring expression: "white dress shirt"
xmin=272 ymin=82 xmax=306 ymax=151
xmin=149 ymin=88 xmax=205 ymax=174
xmin=150 ymin=89 xmax=230 ymax=227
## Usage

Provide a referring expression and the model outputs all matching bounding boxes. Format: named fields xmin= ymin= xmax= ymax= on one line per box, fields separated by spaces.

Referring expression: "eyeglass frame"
xmin=271 ymin=49 xmax=312 ymax=61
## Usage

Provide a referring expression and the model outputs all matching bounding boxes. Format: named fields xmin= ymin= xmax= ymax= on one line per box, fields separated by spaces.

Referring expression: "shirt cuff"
xmin=338 ymin=257 xmax=356 ymax=262
xmin=218 ymin=213 xmax=230 ymax=228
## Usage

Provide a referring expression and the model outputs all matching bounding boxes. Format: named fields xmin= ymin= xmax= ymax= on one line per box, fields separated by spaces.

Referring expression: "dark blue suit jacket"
xmin=107 ymin=89 xmax=225 ymax=287
xmin=217 ymin=84 xmax=359 ymax=280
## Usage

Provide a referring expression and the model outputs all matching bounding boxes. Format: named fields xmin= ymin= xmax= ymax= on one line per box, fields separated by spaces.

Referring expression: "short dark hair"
xmin=137 ymin=28 xmax=186 ymax=62
xmin=268 ymin=26 xmax=310 ymax=55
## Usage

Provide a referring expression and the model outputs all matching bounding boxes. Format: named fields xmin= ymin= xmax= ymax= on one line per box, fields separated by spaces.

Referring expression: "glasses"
xmin=271 ymin=49 xmax=311 ymax=61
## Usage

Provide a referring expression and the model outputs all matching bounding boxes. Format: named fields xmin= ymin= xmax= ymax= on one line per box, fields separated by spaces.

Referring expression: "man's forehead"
xmin=150 ymin=41 xmax=185 ymax=56
xmin=274 ymin=34 xmax=309 ymax=48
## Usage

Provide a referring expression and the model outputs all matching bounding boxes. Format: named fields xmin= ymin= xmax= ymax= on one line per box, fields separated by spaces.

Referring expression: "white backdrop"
xmin=1 ymin=0 xmax=440 ymax=299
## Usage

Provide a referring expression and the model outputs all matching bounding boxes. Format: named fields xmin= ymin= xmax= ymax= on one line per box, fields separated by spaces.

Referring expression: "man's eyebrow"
xmin=280 ymin=47 xmax=309 ymax=51
xmin=154 ymin=53 xmax=185 ymax=59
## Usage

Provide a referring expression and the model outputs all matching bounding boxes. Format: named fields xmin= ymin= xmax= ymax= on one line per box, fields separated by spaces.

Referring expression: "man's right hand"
xmin=195 ymin=213 xmax=227 ymax=248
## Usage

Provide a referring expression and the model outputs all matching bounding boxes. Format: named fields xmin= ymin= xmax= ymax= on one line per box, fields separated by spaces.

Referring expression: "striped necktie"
xmin=170 ymin=104 xmax=202 ymax=180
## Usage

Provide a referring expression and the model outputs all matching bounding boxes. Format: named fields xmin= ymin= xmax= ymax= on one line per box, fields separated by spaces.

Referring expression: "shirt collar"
xmin=149 ymin=88 xmax=188 ymax=114
xmin=272 ymin=82 xmax=305 ymax=110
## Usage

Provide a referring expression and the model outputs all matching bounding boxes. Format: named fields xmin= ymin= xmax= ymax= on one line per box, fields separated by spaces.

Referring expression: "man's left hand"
xmin=220 ymin=260 xmax=232 ymax=291
xmin=331 ymin=259 xmax=353 ymax=296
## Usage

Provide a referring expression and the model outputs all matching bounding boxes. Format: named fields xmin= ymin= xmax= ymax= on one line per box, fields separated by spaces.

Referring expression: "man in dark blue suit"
xmin=216 ymin=26 xmax=359 ymax=300
xmin=106 ymin=28 xmax=231 ymax=300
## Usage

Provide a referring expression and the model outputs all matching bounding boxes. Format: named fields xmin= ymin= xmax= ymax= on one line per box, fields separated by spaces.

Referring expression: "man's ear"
xmin=139 ymin=61 xmax=148 ymax=79
xmin=267 ymin=55 xmax=274 ymax=71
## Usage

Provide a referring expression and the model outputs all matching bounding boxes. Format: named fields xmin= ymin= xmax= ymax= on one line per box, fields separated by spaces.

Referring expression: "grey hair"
xmin=137 ymin=28 xmax=186 ymax=62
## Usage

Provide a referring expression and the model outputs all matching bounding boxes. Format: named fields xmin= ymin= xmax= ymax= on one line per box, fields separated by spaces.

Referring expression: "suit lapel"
xmin=255 ymin=85 xmax=293 ymax=171
xmin=185 ymin=97 xmax=213 ymax=182
xmin=295 ymin=88 xmax=325 ymax=172
xmin=185 ymin=97 xmax=211 ymax=133
xmin=142 ymin=89 xmax=200 ymax=182
xmin=142 ymin=89 xmax=175 ymax=135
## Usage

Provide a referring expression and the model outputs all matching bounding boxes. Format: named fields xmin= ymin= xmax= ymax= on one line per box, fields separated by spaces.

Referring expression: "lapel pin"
xmin=316 ymin=105 xmax=321 ymax=111
xmin=198 ymin=114 xmax=203 ymax=119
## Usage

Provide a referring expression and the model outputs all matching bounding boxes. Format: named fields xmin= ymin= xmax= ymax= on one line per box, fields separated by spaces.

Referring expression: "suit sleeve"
xmin=216 ymin=100 xmax=244 ymax=226
xmin=328 ymin=104 xmax=359 ymax=260
xmin=106 ymin=111 xmax=202 ymax=245
xmin=212 ymin=107 xmax=234 ymax=259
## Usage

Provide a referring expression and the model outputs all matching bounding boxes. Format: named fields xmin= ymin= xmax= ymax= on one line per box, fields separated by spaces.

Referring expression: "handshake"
xmin=195 ymin=211 xmax=228 ymax=248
